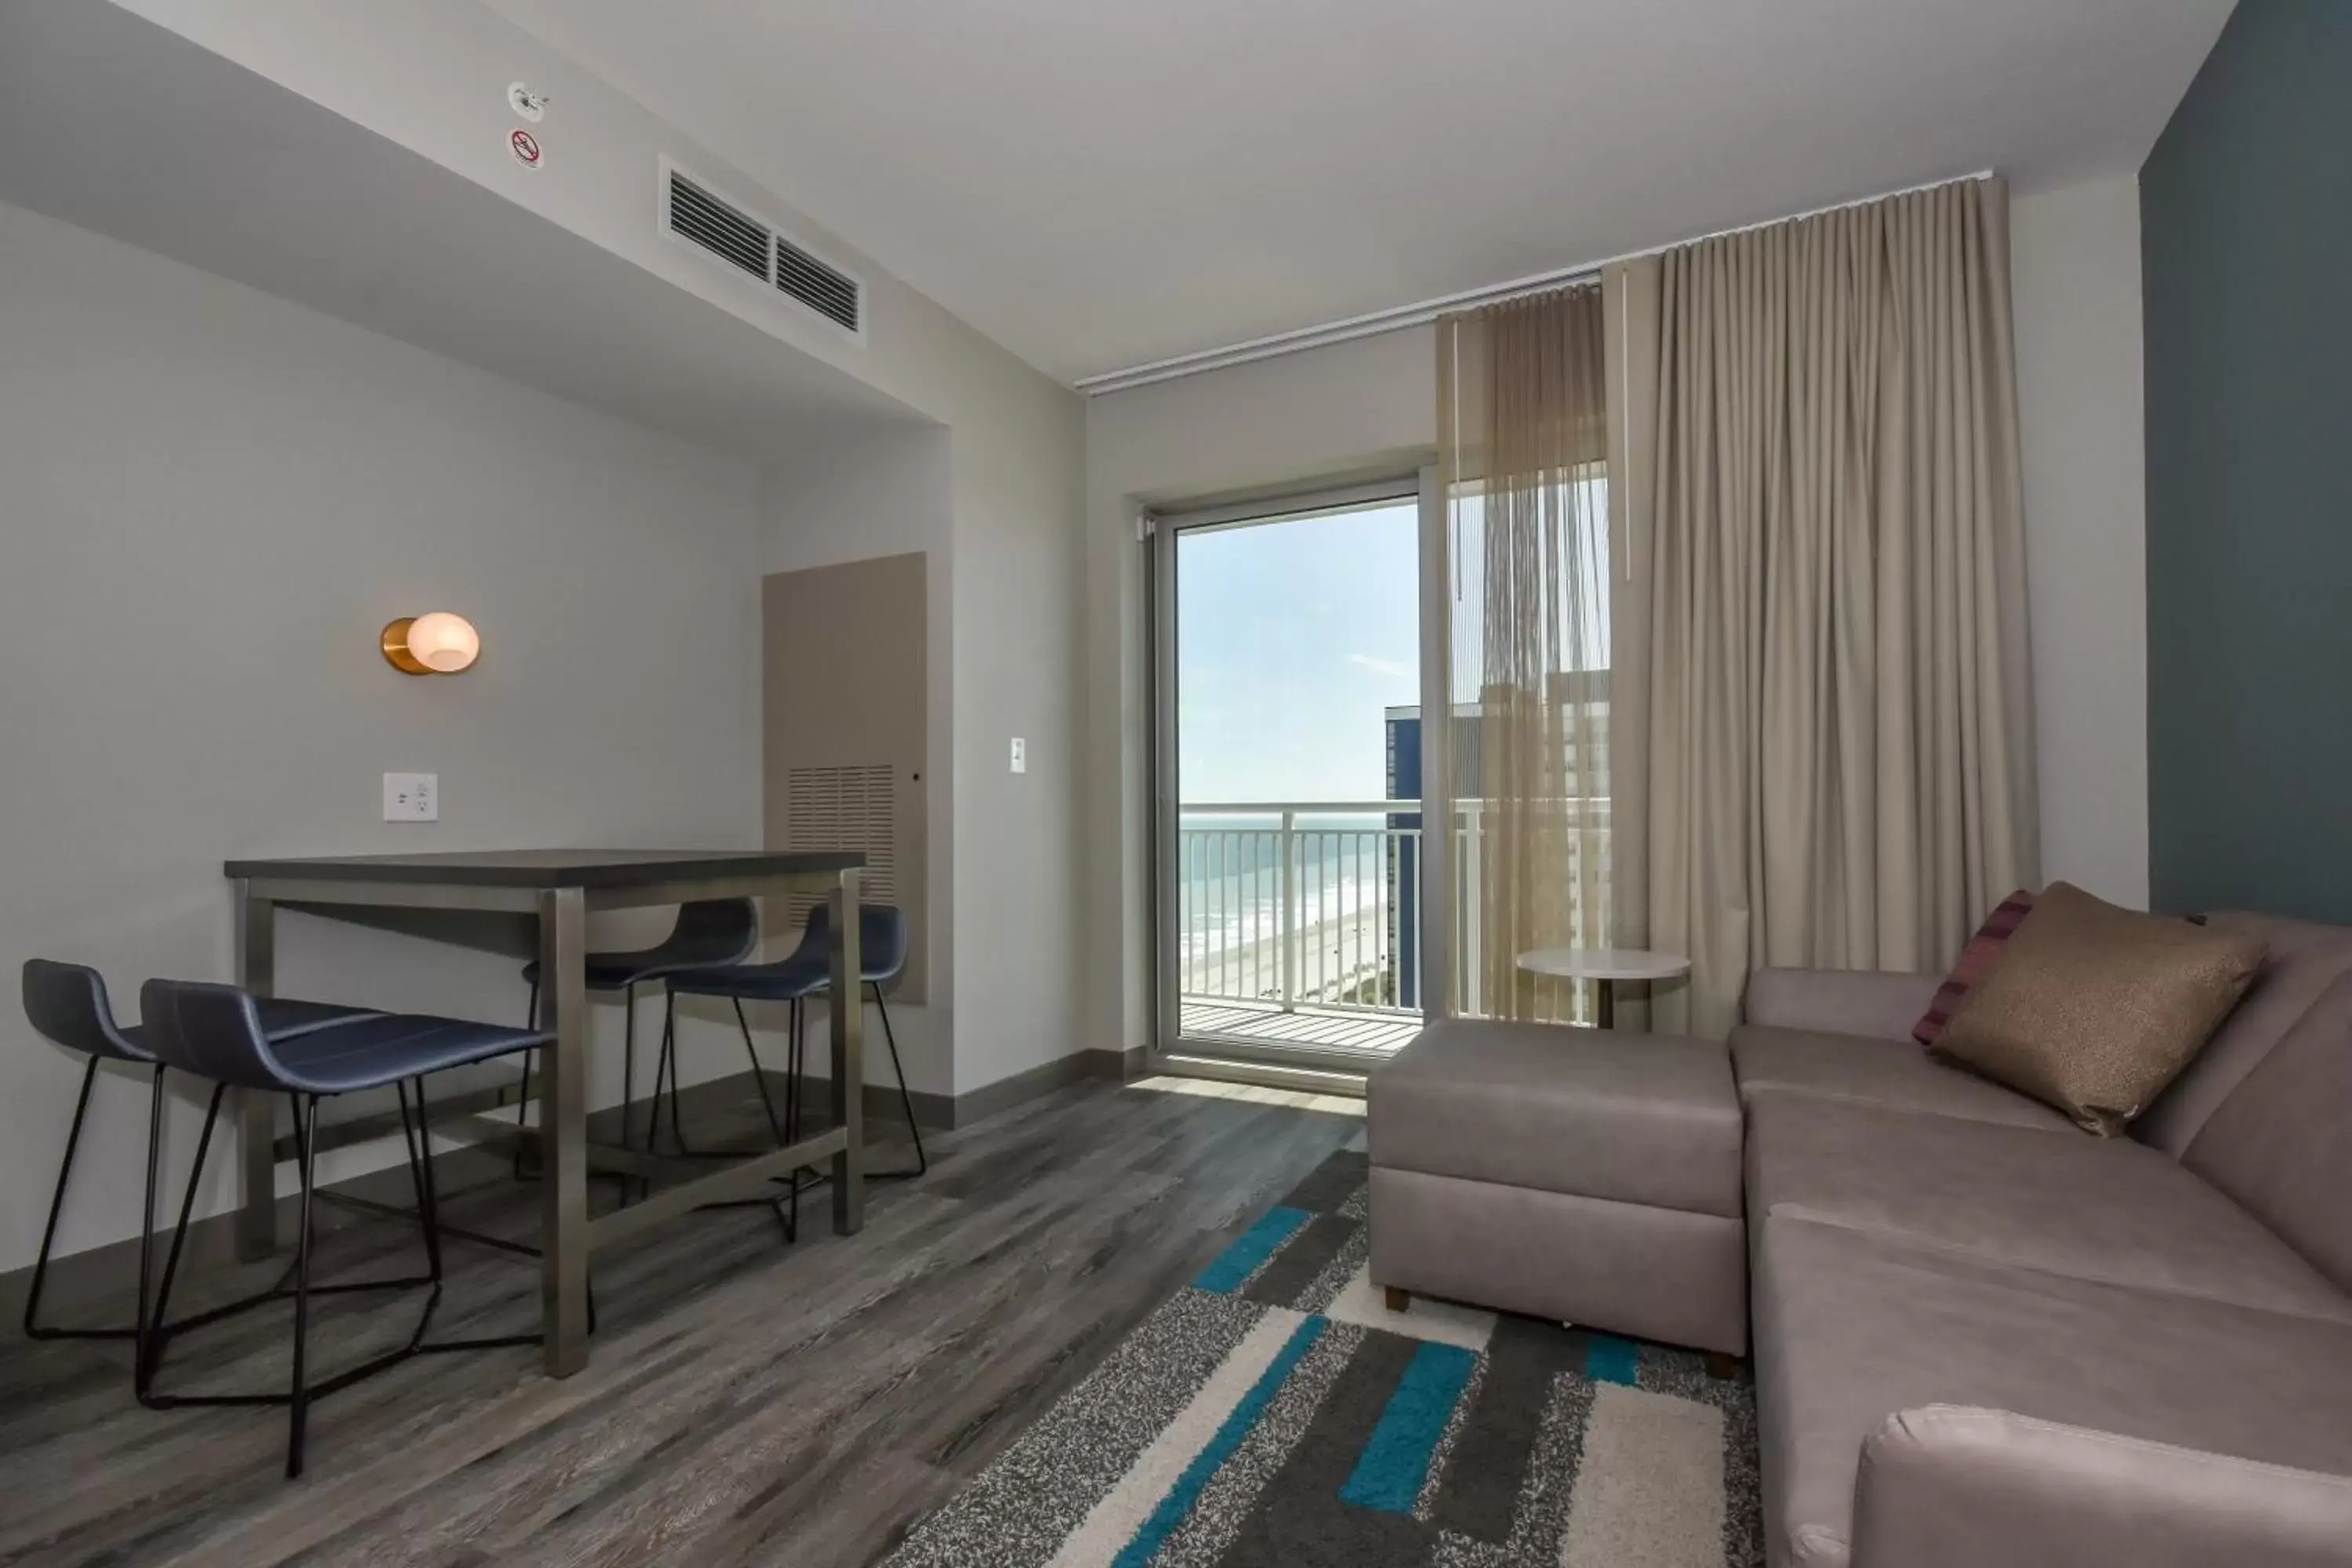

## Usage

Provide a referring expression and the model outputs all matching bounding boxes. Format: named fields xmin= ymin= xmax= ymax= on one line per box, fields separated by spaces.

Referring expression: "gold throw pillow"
xmin=1932 ymin=882 xmax=2265 ymax=1135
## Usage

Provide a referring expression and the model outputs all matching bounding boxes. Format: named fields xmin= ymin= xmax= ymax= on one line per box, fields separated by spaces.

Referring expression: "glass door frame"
xmin=1145 ymin=466 xmax=1453 ymax=1080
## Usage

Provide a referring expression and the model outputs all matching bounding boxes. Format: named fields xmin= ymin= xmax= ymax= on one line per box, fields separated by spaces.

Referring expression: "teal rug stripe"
xmin=1338 ymin=1339 xmax=1479 ymax=1513
xmin=1584 ymin=1333 xmax=1640 ymax=1385
xmin=1193 ymin=1206 xmax=1311 ymax=1294
xmin=1112 ymin=1313 xmax=1328 ymax=1568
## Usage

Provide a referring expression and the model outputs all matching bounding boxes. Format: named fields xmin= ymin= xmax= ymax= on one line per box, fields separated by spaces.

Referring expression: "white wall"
xmin=0 ymin=196 xmax=774 ymax=1270
xmin=1080 ymin=179 xmax=2155 ymax=1050
xmin=941 ymin=395 xmax=1087 ymax=1094
xmin=2010 ymin=175 xmax=2151 ymax=907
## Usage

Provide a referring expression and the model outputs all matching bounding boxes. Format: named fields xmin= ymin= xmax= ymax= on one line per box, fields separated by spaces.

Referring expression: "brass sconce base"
xmin=380 ymin=618 xmax=430 ymax=674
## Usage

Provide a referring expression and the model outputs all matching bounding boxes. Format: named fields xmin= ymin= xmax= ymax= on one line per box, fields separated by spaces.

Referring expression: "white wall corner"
xmin=2010 ymin=173 xmax=2151 ymax=907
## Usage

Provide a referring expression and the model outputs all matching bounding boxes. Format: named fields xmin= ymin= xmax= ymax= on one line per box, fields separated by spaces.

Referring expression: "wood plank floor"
xmin=0 ymin=1075 xmax=1364 ymax=1567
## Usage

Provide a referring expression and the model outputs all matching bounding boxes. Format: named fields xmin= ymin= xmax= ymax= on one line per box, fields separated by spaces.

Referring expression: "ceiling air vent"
xmin=662 ymin=162 xmax=865 ymax=339
xmin=776 ymin=236 xmax=861 ymax=333
xmin=667 ymin=172 xmax=767 ymax=281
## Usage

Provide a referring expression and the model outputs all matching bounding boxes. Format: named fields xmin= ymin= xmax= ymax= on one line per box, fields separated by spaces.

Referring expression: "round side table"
xmin=1515 ymin=948 xmax=1691 ymax=1028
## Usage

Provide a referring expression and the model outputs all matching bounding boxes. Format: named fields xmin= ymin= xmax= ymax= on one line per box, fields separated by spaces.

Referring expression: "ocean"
xmin=1174 ymin=812 xmax=1417 ymax=1007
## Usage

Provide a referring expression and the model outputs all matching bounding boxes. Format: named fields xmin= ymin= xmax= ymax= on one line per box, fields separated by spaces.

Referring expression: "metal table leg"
xmin=234 ymin=880 xmax=279 ymax=1261
xmin=829 ymin=869 xmax=866 ymax=1236
xmin=537 ymin=885 xmax=590 ymax=1376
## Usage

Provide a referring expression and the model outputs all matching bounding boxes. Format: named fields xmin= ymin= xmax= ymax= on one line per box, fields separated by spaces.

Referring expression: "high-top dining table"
xmin=221 ymin=848 xmax=866 ymax=1377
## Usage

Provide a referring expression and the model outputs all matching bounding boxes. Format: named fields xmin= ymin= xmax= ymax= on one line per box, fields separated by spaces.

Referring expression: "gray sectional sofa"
xmin=1370 ymin=913 xmax=2352 ymax=1566
xmin=1739 ymin=913 xmax=2352 ymax=1567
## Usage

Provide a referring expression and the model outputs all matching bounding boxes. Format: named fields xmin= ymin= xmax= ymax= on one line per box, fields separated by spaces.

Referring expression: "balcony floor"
xmin=1178 ymin=999 xmax=1423 ymax=1055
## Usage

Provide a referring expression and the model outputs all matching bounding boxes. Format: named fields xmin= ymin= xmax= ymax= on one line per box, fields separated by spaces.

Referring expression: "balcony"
xmin=1175 ymin=797 xmax=1611 ymax=1054
xmin=1174 ymin=800 xmax=1428 ymax=1055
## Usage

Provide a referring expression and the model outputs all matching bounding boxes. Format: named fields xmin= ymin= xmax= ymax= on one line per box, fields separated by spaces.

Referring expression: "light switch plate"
xmin=383 ymin=772 xmax=438 ymax=822
xmin=1009 ymin=738 xmax=1027 ymax=774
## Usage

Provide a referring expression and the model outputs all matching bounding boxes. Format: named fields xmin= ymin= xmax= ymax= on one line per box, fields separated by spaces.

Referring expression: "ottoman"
xmin=1367 ymin=1017 xmax=1748 ymax=1356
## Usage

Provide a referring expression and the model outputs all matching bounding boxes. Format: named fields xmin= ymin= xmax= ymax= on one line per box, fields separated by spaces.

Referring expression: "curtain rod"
xmin=1077 ymin=169 xmax=1994 ymax=395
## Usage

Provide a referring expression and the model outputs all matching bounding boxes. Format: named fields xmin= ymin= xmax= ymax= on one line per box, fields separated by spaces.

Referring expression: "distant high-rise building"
xmin=1385 ymin=692 xmax=1610 ymax=1010
xmin=1385 ymin=703 xmax=1486 ymax=1007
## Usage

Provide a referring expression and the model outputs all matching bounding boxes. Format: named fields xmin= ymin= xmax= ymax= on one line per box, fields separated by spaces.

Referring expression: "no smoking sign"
xmin=510 ymin=128 xmax=543 ymax=171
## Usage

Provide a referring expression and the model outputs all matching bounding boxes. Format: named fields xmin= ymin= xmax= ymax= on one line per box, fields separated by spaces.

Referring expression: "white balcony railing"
xmin=1176 ymin=798 xmax=1611 ymax=1032
xmin=1176 ymin=802 xmax=1425 ymax=1019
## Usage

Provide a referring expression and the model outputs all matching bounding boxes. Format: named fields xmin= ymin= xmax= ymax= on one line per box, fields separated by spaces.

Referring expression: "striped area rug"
xmin=884 ymin=1149 xmax=1762 ymax=1568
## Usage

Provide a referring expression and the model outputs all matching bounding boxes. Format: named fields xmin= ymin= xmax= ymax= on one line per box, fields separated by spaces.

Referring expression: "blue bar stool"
xmin=666 ymin=904 xmax=926 ymax=1192
xmin=137 ymin=978 xmax=549 ymax=1477
xmin=18 ymin=960 xmax=375 ymax=1349
xmin=514 ymin=897 xmax=760 ymax=1172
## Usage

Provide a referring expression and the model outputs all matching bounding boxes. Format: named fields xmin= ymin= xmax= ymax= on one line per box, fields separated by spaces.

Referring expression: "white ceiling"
xmin=485 ymin=0 xmax=2233 ymax=386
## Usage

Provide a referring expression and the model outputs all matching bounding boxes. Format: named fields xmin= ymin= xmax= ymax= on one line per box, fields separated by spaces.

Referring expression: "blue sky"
xmin=1175 ymin=503 xmax=1420 ymax=803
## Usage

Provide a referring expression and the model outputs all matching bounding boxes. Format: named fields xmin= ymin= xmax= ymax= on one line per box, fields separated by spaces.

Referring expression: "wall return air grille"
xmin=664 ymin=165 xmax=863 ymax=336
xmin=782 ymin=763 xmax=897 ymax=923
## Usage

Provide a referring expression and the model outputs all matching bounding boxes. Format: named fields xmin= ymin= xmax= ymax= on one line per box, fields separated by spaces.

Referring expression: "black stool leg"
xmin=132 ymin=1065 xmax=165 ymax=1359
xmin=408 ymin=1076 xmax=541 ymax=1350
xmin=138 ymin=1072 xmax=535 ymax=1466
xmin=514 ymin=978 xmax=539 ymax=1179
xmin=621 ymin=982 xmax=637 ymax=1153
xmin=733 ymin=998 xmax=787 ymax=1146
xmin=24 ymin=1056 xmax=108 ymax=1339
xmin=786 ymin=998 xmax=804 ymax=1238
xmin=412 ymin=1079 xmax=445 ymax=1276
xmin=661 ymin=987 xmax=688 ymax=1155
xmin=873 ymin=985 xmax=927 ymax=1178
xmin=287 ymin=1094 xmax=320 ymax=1479
xmin=405 ymin=1073 xmax=580 ymax=1344
xmin=395 ymin=1082 xmax=443 ymax=1285
xmin=782 ymin=999 xmax=802 ymax=1146
xmin=789 ymin=997 xmax=805 ymax=1144
xmin=140 ymin=1080 xmax=226 ymax=1399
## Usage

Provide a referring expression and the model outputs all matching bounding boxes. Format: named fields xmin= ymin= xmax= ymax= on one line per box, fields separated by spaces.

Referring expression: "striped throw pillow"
xmin=1914 ymin=888 xmax=2037 ymax=1047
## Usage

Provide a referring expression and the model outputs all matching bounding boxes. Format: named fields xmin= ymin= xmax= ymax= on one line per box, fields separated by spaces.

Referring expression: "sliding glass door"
xmin=1151 ymin=480 xmax=1442 ymax=1070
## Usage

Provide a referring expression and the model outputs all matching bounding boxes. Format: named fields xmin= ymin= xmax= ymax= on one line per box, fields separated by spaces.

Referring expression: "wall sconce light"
xmin=380 ymin=612 xmax=481 ymax=675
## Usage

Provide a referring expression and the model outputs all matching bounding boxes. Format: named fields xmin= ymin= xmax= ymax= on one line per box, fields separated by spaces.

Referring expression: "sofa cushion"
xmin=1368 ymin=1018 xmax=1740 ymax=1217
xmin=1931 ymin=881 xmax=2265 ymax=1135
xmin=2137 ymin=913 xmax=2352 ymax=1156
xmin=1743 ymin=967 xmax=1942 ymax=1042
xmin=1747 ymin=1092 xmax=2352 ymax=1323
xmin=1731 ymin=1024 xmax=2072 ymax=1131
xmin=1369 ymin=1167 xmax=1748 ymax=1356
xmin=1911 ymin=886 xmax=2035 ymax=1046
xmin=2184 ymin=971 xmax=2352 ymax=1296
xmin=1752 ymin=1214 xmax=2352 ymax=1568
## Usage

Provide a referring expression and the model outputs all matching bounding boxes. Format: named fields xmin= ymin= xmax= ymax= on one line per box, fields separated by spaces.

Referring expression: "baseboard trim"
xmin=946 ymin=1047 xmax=1137 ymax=1127
xmin=1089 ymin=1044 xmax=1152 ymax=1083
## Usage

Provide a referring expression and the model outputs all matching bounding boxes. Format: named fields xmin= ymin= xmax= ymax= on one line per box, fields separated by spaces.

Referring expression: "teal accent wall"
xmin=2141 ymin=0 xmax=2352 ymax=920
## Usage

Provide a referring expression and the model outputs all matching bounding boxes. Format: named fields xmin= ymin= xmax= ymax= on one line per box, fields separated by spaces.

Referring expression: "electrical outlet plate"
xmin=1009 ymin=738 xmax=1027 ymax=774
xmin=383 ymin=772 xmax=438 ymax=822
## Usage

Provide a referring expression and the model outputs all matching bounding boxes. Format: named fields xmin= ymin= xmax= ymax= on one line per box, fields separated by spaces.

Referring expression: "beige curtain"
xmin=1607 ymin=177 xmax=2039 ymax=1039
xmin=1437 ymin=285 xmax=1613 ymax=1022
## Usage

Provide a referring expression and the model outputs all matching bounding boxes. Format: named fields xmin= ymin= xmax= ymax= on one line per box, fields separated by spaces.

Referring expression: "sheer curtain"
xmin=1437 ymin=285 xmax=1613 ymax=1023
xmin=1606 ymin=177 xmax=2039 ymax=1038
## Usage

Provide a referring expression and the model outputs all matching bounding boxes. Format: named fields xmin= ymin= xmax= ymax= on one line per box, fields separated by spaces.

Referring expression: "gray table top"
xmin=223 ymin=848 xmax=864 ymax=889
